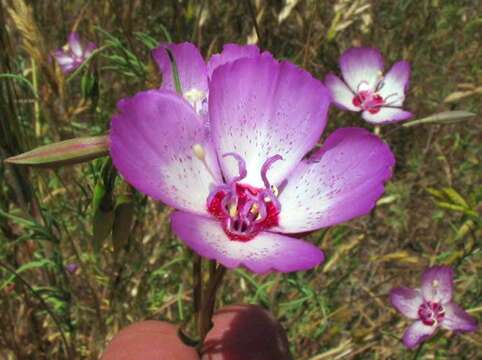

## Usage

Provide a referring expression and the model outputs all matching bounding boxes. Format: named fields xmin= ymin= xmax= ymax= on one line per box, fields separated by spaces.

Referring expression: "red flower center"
xmin=352 ymin=90 xmax=385 ymax=114
xmin=208 ymin=183 xmax=280 ymax=242
xmin=206 ymin=153 xmax=282 ymax=242
xmin=418 ymin=301 xmax=445 ymax=326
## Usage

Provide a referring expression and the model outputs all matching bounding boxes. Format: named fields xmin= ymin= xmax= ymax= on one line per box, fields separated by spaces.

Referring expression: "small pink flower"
xmin=66 ymin=263 xmax=79 ymax=274
xmin=53 ymin=32 xmax=96 ymax=74
xmin=325 ymin=47 xmax=413 ymax=124
xmin=390 ymin=266 xmax=478 ymax=349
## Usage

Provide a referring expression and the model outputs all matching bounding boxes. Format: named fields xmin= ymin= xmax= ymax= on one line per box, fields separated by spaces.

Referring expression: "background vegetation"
xmin=0 ymin=0 xmax=480 ymax=359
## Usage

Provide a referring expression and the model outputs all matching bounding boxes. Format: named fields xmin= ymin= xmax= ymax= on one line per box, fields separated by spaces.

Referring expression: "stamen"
xmin=261 ymin=154 xmax=283 ymax=190
xmin=223 ymin=152 xmax=247 ymax=183
xmin=383 ymin=93 xmax=403 ymax=106
xmin=192 ymin=143 xmax=217 ymax=180
xmin=356 ymin=80 xmax=370 ymax=92
xmin=228 ymin=202 xmax=237 ymax=217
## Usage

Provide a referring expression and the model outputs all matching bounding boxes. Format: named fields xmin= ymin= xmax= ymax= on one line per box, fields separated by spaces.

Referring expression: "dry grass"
xmin=0 ymin=1 xmax=480 ymax=359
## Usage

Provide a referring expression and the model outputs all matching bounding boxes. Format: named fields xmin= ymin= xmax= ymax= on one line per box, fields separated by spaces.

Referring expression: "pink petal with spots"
xmin=421 ymin=266 xmax=454 ymax=304
xmin=209 ymin=55 xmax=330 ymax=188
xmin=276 ymin=128 xmax=395 ymax=233
xmin=171 ymin=211 xmax=324 ymax=274
xmin=390 ymin=287 xmax=424 ymax=319
xmin=110 ymin=90 xmax=221 ymax=215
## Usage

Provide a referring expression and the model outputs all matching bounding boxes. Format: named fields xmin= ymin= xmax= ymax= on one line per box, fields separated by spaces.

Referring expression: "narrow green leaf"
xmin=402 ymin=111 xmax=476 ymax=128
xmin=442 ymin=187 xmax=469 ymax=208
xmin=165 ymin=48 xmax=183 ymax=94
xmin=5 ymin=136 xmax=109 ymax=167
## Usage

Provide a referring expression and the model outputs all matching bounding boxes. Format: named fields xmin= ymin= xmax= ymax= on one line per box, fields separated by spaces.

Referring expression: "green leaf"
xmin=402 ymin=110 xmax=476 ymax=128
xmin=441 ymin=187 xmax=469 ymax=208
xmin=4 ymin=136 xmax=109 ymax=168
xmin=165 ymin=48 xmax=182 ymax=94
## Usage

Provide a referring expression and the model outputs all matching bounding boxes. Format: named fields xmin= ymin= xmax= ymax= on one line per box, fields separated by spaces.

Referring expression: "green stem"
xmin=197 ymin=263 xmax=226 ymax=351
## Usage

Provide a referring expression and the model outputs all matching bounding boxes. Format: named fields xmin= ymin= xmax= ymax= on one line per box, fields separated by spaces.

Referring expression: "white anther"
xmin=192 ymin=143 xmax=217 ymax=180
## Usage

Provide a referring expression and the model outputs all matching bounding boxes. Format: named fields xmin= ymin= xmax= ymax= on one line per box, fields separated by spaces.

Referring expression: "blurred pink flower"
xmin=325 ymin=47 xmax=413 ymax=124
xmin=390 ymin=265 xmax=478 ymax=349
xmin=66 ymin=263 xmax=79 ymax=274
xmin=53 ymin=32 xmax=96 ymax=74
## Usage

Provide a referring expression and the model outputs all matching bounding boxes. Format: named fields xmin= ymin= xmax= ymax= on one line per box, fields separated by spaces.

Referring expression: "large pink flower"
xmin=325 ymin=47 xmax=413 ymax=124
xmin=390 ymin=266 xmax=478 ymax=349
xmin=110 ymin=43 xmax=395 ymax=273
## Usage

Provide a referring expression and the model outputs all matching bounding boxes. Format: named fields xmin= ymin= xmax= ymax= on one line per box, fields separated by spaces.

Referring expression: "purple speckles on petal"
xmin=110 ymin=42 xmax=401 ymax=274
xmin=276 ymin=127 xmax=395 ymax=233
xmin=209 ymin=55 xmax=330 ymax=188
xmin=110 ymin=90 xmax=221 ymax=215
xmin=171 ymin=211 xmax=324 ymax=274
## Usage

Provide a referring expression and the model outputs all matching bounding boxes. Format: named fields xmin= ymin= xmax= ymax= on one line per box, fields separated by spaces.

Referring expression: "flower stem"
xmin=197 ymin=262 xmax=226 ymax=351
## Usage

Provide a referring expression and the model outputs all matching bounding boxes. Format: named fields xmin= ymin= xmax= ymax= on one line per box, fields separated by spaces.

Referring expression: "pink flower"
xmin=53 ymin=32 xmax=96 ymax=74
xmin=110 ymin=43 xmax=395 ymax=274
xmin=390 ymin=266 xmax=478 ymax=349
xmin=325 ymin=47 xmax=413 ymax=124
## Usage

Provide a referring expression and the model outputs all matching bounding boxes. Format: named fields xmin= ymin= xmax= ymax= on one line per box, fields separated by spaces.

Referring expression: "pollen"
xmin=432 ymin=280 xmax=439 ymax=288
xmin=192 ymin=143 xmax=206 ymax=160
xmin=228 ymin=203 xmax=237 ymax=217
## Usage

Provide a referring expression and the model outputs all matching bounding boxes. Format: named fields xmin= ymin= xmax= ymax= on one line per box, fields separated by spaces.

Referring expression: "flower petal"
xmin=68 ymin=32 xmax=83 ymax=58
xmin=362 ymin=107 xmax=413 ymax=124
xmin=171 ymin=211 xmax=324 ymax=274
xmin=324 ymin=73 xmax=359 ymax=111
xmin=390 ymin=287 xmax=424 ymax=319
xmin=421 ymin=266 xmax=454 ymax=303
xmin=339 ymin=47 xmax=384 ymax=93
xmin=276 ymin=127 xmax=395 ymax=233
xmin=209 ymin=55 xmax=330 ymax=188
xmin=441 ymin=302 xmax=478 ymax=332
xmin=379 ymin=60 xmax=410 ymax=107
xmin=207 ymin=44 xmax=261 ymax=78
xmin=110 ymin=90 xmax=221 ymax=215
xmin=53 ymin=51 xmax=74 ymax=65
xmin=84 ymin=42 xmax=97 ymax=58
xmin=402 ymin=320 xmax=436 ymax=349
xmin=152 ymin=42 xmax=208 ymax=95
